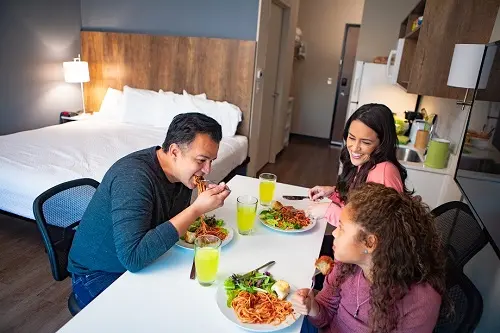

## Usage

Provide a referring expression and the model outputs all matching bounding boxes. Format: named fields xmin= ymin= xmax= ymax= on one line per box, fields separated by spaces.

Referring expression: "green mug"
xmin=425 ymin=139 xmax=450 ymax=169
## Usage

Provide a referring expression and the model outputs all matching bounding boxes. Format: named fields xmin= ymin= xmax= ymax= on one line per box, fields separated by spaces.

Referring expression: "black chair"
xmin=33 ymin=178 xmax=100 ymax=316
xmin=434 ymin=258 xmax=483 ymax=333
xmin=431 ymin=201 xmax=488 ymax=271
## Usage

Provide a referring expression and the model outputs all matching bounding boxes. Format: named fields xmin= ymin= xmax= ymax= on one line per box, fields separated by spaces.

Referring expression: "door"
xmin=330 ymin=24 xmax=361 ymax=146
xmin=256 ymin=2 xmax=285 ymax=171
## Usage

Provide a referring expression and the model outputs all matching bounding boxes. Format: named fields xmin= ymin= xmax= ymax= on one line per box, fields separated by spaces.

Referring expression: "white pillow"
xmin=97 ymin=88 xmax=124 ymax=121
xmin=122 ymin=86 xmax=163 ymax=127
xmin=183 ymin=89 xmax=207 ymax=100
xmin=154 ymin=93 xmax=184 ymax=129
xmin=182 ymin=94 xmax=242 ymax=137
xmin=158 ymin=89 xmax=206 ymax=100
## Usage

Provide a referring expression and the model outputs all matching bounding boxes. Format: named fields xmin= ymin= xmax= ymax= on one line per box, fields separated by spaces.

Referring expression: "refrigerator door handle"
xmin=352 ymin=76 xmax=360 ymax=101
xmin=386 ymin=49 xmax=397 ymax=79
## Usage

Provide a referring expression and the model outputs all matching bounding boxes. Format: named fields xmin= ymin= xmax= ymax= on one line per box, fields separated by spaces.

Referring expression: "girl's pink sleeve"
xmin=366 ymin=162 xmax=403 ymax=193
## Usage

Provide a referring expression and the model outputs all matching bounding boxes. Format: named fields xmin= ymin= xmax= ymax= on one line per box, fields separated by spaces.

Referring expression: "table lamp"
xmin=63 ymin=54 xmax=90 ymax=114
xmin=447 ymin=44 xmax=488 ymax=108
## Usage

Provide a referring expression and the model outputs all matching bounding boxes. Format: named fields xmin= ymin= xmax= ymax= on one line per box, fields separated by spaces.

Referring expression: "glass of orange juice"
xmin=194 ymin=235 xmax=221 ymax=286
xmin=259 ymin=173 xmax=277 ymax=206
xmin=237 ymin=195 xmax=258 ymax=235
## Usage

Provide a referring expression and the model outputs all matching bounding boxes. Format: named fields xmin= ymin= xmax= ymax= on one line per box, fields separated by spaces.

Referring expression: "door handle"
xmin=272 ymin=92 xmax=280 ymax=97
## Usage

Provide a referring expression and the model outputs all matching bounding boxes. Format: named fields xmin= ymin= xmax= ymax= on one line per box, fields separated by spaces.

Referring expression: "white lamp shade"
xmin=63 ymin=59 xmax=90 ymax=83
xmin=447 ymin=44 xmax=485 ymax=89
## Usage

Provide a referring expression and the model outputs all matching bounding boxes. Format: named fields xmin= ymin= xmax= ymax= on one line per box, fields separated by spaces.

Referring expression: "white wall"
xmin=291 ymin=0 xmax=364 ymax=138
xmin=355 ymin=0 xmax=420 ymax=62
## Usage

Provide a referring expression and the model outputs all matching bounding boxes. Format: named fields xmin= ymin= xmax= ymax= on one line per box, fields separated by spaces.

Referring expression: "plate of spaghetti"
xmin=216 ymin=271 xmax=299 ymax=332
xmin=258 ymin=201 xmax=315 ymax=233
xmin=177 ymin=175 xmax=234 ymax=250
xmin=177 ymin=215 xmax=234 ymax=250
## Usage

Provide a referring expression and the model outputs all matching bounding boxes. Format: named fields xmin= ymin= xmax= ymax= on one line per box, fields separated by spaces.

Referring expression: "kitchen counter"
xmin=397 ymin=143 xmax=456 ymax=176
xmin=462 ymin=143 xmax=500 ymax=163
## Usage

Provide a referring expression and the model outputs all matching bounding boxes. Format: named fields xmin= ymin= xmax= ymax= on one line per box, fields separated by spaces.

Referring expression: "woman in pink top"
xmin=307 ymin=104 xmax=411 ymax=226
xmin=292 ymin=183 xmax=446 ymax=333
xmin=308 ymin=104 xmax=413 ymax=290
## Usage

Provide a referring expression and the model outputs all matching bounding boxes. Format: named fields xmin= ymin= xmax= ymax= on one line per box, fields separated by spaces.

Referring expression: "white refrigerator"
xmin=347 ymin=61 xmax=418 ymax=123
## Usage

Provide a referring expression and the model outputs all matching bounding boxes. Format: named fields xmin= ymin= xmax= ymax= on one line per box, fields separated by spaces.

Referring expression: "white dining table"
xmin=57 ymin=175 xmax=328 ymax=333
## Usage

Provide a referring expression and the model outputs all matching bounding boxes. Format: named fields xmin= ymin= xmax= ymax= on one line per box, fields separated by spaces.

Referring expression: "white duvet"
xmin=0 ymin=119 xmax=247 ymax=219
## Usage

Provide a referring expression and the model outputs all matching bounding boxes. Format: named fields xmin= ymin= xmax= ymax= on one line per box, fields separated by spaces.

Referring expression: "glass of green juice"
xmin=259 ymin=173 xmax=277 ymax=206
xmin=194 ymin=235 xmax=221 ymax=286
xmin=236 ymin=195 xmax=258 ymax=235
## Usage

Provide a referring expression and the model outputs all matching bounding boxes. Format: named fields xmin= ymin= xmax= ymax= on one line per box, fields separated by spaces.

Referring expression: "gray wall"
xmin=81 ymin=0 xmax=259 ymax=40
xmin=0 ymin=0 xmax=83 ymax=135
xmin=355 ymin=0 xmax=419 ymax=62
xmin=291 ymin=0 xmax=364 ymax=138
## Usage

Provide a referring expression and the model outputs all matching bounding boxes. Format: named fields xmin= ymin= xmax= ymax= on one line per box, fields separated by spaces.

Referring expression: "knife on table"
xmin=282 ymin=195 xmax=310 ymax=200
xmin=189 ymin=258 xmax=196 ymax=280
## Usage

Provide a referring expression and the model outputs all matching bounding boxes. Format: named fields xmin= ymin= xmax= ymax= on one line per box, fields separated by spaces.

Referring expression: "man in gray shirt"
xmin=68 ymin=112 xmax=230 ymax=308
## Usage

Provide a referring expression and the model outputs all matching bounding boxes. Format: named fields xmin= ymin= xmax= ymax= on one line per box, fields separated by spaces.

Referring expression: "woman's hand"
xmin=306 ymin=202 xmax=331 ymax=219
xmin=291 ymin=288 xmax=319 ymax=317
xmin=308 ymin=186 xmax=336 ymax=201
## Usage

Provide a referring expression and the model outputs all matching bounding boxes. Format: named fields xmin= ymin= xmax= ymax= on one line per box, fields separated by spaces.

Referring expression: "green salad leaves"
xmin=259 ymin=209 xmax=303 ymax=230
xmin=223 ymin=271 xmax=276 ymax=307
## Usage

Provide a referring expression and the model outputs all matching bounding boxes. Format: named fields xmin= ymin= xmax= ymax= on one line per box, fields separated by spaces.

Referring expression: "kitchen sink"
xmin=396 ymin=147 xmax=423 ymax=163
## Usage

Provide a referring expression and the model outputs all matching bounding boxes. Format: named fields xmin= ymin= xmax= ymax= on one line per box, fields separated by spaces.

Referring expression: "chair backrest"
xmin=434 ymin=260 xmax=483 ymax=333
xmin=33 ymin=178 xmax=100 ymax=281
xmin=431 ymin=201 xmax=488 ymax=270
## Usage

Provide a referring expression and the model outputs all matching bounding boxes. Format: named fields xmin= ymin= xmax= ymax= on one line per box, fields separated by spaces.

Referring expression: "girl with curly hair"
xmin=293 ymin=183 xmax=446 ymax=333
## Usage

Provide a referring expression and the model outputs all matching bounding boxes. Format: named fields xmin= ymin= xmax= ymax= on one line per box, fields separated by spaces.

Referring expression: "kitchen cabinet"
xmin=406 ymin=169 xmax=446 ymax=210
xmin=406 ymin=168 xmax=462 ymax=209
xmin=397 ymin=0 xmax=500 ymax=99
xmin=406 ymin=169 xmax=463 ymax=210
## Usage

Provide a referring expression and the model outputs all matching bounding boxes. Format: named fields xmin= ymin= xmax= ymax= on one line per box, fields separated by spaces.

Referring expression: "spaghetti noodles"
xmin=193 ymin=176 xmax=228 ymax=240
xmin=231 ymin=291 xmax=294 ymax=325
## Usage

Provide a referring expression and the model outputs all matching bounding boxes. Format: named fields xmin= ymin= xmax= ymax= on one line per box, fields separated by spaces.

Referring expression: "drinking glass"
xmin=236 ymin=195 xmax=258 ymax=235
xmin=259 ymin=173 xmax=277 ymax=206
xmin=194 ymin=235 xmax=221 ymax=286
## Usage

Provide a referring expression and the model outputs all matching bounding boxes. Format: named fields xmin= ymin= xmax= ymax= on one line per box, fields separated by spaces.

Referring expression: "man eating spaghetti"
xmin=67 ymin=113 xmax=231 ymax=309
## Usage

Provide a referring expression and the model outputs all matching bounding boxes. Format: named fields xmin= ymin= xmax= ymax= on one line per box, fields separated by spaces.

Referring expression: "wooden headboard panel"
xmin=81 ymin=31 xmax=256 ymax=136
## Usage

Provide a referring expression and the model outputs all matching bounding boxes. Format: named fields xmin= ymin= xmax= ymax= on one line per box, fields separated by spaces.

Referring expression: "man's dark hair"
xmin=162 ymin=113 xmax=222 ymax=151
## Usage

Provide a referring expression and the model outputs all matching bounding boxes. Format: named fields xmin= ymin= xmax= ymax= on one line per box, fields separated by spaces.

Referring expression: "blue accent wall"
xmin=81 ymin=0 xmax=259 ymax=40
xmin=0 ymin=0 xmax=82 ymax=135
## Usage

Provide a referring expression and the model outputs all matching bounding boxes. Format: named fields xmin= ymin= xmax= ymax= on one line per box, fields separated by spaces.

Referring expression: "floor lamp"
xmin=63 ymin=54 xmax=90 ymax=114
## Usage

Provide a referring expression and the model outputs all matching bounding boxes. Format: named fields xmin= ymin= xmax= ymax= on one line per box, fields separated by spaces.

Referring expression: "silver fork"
xmin=311 ymin=268 xmax=321 ymax=290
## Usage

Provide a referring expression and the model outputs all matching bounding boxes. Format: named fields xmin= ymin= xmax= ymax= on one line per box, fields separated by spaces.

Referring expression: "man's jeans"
xmin=71 ymin=271 xmax=123 ymax=309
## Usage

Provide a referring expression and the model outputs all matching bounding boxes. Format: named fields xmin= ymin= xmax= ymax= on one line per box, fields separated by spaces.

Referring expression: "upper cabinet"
xmin=397 ymin=0 xmax=500 ymax=99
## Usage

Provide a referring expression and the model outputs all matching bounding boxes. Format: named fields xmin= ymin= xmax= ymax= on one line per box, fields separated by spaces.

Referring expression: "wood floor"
xmin=0 ymin=134 xmax=340 ymax=332
xmin=260 ymin=134 xmax=341 ymax=189
xmin=0 ymin=215 xmax=72 ymax=333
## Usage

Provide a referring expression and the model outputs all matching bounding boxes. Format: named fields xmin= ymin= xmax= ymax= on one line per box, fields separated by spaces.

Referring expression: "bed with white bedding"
xmin=0 ymin=118 xmax=248 ymax=220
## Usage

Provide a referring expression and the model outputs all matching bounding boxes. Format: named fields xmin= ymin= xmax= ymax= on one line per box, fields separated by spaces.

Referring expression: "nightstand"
xmin=60 ymin=112 xmax=92 ymax=123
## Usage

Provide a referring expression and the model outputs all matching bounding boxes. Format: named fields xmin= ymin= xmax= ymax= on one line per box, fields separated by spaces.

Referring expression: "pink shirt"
xmin=308 ymin=264 xmax=442 ymax=333
xmin=325 ymin=162 xmax=403 ymax=226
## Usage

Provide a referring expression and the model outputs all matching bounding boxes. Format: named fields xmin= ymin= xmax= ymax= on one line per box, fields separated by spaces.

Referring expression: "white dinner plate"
xmin=176 ymin=226 xmax=234 ymax=250
xmin=215 ymin=279 xmax=301 ymax=332
xmin=258 ymin=210 xmax=317 ymax=233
